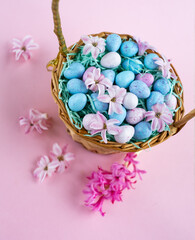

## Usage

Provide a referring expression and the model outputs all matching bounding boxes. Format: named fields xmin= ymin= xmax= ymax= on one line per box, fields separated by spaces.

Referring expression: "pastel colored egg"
xmin=109 ymin=106 xmax=126 ymax=125
xmin=114 ymin=125 xmax=135 ymax=144
xmin=64 ymin=62 xmax=85 ymax=79
xmin=120 ymin=40 xmax=138 ymax=57
xmin=82 ymin=114 xmax=96 ymax=130
xmin=123 ymin=92 xmax=138 ymax=110
xmin=165 ymin=94 xmax=177 ymax=110
xmin=144 ymin=53 xmax=160 ymax=70
xmin=115 ymin=71 xmax=135 ymax=88
xmin=67 ymin=78 xmax=88 ymax=94
xmin=122 ymin=59 xmax=143 ymax=74
xmin=135 ymin=73 xmax=154 ymax=87
xmin=91 ymin=93 xmax=108 ymax=113
xmin=133 ymin=121 xmax=152 ymax=140
xmin=153 ymin=78 xmax=171 ymax=95
xmin=129 ymin=80 xmax=150 ymax=99
xmin=126 ymin=108 xmax=146 ymax=125
xmin=106 ymin=34 xmax=122 ymax=52
xmin=82 ymin=66 xmax=96 ymax=81
xmin=146 ymin=91 xmax=164 ymax=111
xmin=100 ymin=52 xmax=121 ymax=68
xmin=68 ymin=93 xmax=87 ymax=112
xmin=101 ymin=69 xmax=115 ymax=83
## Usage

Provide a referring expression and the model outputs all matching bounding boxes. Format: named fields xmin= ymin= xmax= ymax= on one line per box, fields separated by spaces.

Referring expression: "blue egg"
xmin=144 ymin=53 xmax=160 ymax=70
xmin=67 ymin=78 xmax=88 ymax=94
xmin=146 ymin=91 xmax=164 ymax=110
xmin=153 ymin=78 xmax=171 ymax=95
xmin=106 ymin=34 xmax=122 ymax=52
xmin=120 ymin=40 xmax=139 ymax=57
xmin=109 ymin=106 xmax=127 ymax=125
xmin=68 ymin=93 xmax=87 ymax=112
xmin=133 ymin=121 xmax=152 ymax=140
xmin=64 ymin=62 xmax=85 ymax=79
xmin=129 ymin=80 xmax=150 ymax=99
xmin=91 ymin=93 xmax=108 ymax=113
xmin=115 ymin=71 xmax=135 ymax=88
xmin=122 ymin=59 xmax=143 ymax=74
xmin=101 ymin=70 xmax=115 ymax=83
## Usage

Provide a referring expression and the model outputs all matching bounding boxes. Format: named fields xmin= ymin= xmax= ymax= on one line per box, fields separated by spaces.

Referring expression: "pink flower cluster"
xmin=84 ymin=153 xmax=146 ymax=216
xmin=19 ymin=108 xmax=50 ymax=134
xmin=33 ymin=143 xmax=75 ymax=182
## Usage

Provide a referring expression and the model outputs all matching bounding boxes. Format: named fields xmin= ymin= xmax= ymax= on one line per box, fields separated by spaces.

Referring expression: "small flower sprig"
xmin=33 ymin=143 xmax=75 ymax=182
xmin=12 ymin=35 xmax=39 ymax=61
xmin=84 ymin=152 xmax=146 ymax=216
xmin=133 ymin=36 xmax=156 ymax=56
xmin=19 ymin=108 xmax=50 ymax=134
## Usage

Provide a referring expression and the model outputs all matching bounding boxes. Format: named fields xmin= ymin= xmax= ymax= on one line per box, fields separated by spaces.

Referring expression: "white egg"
xmin=126 ymin=108 xmax=146 ymax=125
xmin=123 ymin=92 xmax=138 ymax=110
xmin=82 ymin=114 xmax=96 ymax=130
xmin=114 ymin=125 xmax=135 ymax=144
xmin=100 ymin=52 xmax=121 ymax=68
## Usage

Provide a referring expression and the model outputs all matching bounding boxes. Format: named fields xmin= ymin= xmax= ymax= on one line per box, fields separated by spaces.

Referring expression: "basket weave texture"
xmin=49 ymin=0 xmax=195 ymax=154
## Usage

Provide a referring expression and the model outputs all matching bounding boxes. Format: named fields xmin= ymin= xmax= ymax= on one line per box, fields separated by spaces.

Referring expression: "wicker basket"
xmin=48 ymin=0 xmax=195 ymax=154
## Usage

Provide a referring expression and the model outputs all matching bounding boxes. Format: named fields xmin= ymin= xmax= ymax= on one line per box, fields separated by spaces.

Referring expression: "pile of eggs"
xmin=61 ymin=34 xmax=177 ymax=144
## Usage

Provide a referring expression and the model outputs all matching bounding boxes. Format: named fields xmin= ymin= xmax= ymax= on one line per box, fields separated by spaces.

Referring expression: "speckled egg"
xmin=101 ymin=70 xmax=115 ymax=83
xmin=135 ymin=73 xmax=154 ymax=87
xmin=115 ymin=71 xmax=135 ymax=88
xmin=109 ymin=106 xmax=126 ymax=125
xmin=126 ymin=108 xmax=146 ymax=125
xmin=91 ymin=93 xmax=108 ymax=112
xmin=165 ymin=94 xmax=177 ymax=110
xmin=120 ymin=40 xmax=138 ymax=57
xmin=129 ymin=80 xmax=150 ymax=99
xmin=133 ymin=121 xmax=152 ymax=140
xmin=82 ymin=114 xmax=96 ymax=130
xmin=68 ymin=93 xmax=87 ymax=112
xmin=114 ymin=125 xmax=135 ymax=144
xmin=144 ymin=53 xmax=160 ymax=70
xmin=106 ymin=34 xmax=122 ymax=52
xmin=82 ymin=66 xmax=96 ymax=81
xmin=67 ymin=78 xmax=88 ymax=94
xmin=64 ymin=62 xmax=85 ymax=79
xmin=123 ymin=92 xmax=138 ymax=110
xmin=100 ymin=52 xmax=121 ymax=68
xmin=153 ymin=78 xmax=171 ymax=95
xmin=146 ymin=91 xmax=164 ymax=110
xmin=122 ymin=59 xmax=143 ymax=74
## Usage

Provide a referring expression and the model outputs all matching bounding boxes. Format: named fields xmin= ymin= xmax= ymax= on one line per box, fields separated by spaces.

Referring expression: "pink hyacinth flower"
xmin=89 ymin=112 xmax=121 ymax=143
xmin=33 ymin=156 xmax=59 ymax=183
xmin=98 ymin=85 xmax=126 ymax=115
xmin=50 ymin=143 xmax=75 ymax=173
xmin=12 ymin=35 xmax=39 ymax=61
xmin=145 ymin=103 xmax=173 ymax=132
xmin=133 ymin=36 xmax=156 ymax=56
xmin=19 ymin=108 xmax=49 ymax=134
xmin=81 ymin=35 xmax=106 ymax=59
xmin=153 ymin=55 xmax=172 ymax=79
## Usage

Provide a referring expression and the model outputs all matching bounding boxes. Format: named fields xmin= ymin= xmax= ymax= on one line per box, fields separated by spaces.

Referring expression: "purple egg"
xmin=165 ymin=94 xmax=177 ymax=110
xmin=126 ymin=108 xmax=146 ymax=125
xmin=82 ymin=67 xmax=96 ymax=81
xmin=135 ymin=73 xmax=154 ymax=87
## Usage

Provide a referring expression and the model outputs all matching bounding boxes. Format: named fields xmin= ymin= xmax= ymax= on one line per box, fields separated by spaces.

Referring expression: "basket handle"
xmin=52 ymin=0 xmax=67 ymax=56
xmin=173 ymin=109 xmax=195 ymax=128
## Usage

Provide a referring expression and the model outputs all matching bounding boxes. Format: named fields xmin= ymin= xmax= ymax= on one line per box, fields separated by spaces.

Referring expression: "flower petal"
xmin=52 ymin=143 xmax=62 ymax=156
xmin=98 ymin=94 xmax=111 ymax=103
xmin=151 ymin=118 xmax=159 ymax=131
xmin=81 ymin=35 xmax=92 ymax=44
xmin=83 ymin=44 xmax=93 ymax=55
xmin=101 ymin=129 xmax=107 ymax=143
xmin=91 ymin=47 xmax=99 ymax=59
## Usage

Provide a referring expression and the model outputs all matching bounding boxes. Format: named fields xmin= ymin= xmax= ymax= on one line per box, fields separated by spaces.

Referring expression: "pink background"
xmin=0 ymin=0 xmax=194 ymax=239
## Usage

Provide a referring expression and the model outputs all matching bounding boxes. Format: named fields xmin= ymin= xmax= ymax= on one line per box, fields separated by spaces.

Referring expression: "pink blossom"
xmin=50 ymin=143 xmax=75 ymax=173
xmin=12 ymin=35 xmax=39 ymax=61
xmin=133 ymin=36 xmax=156 ymax=56
xmin=84 ymin=68 xmax=112 ymax=95
xmin=33 ymin=156 xmax=59 ymax=183
xmin=98 ymin=86 xmax=126 ymax=115
xmin=88 ymin=112 xmax=121 ymax=143
xmin=145 ymin=103 xmax=173 ymax=132
xmin=84 ymin=153 xmax=146 ymax=216
xmin=153 ymin=55 xmax=172 ymax=78
xmin=81 ymin=35 xmax=106 ymax=59
xmin=19 ymin=108 xmax=49 ymax=134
